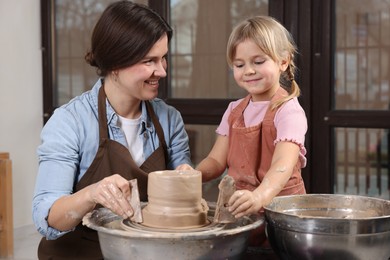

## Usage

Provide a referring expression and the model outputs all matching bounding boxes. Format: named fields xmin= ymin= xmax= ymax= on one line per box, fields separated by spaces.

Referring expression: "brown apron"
xmin=226 ymin=87 xmax=306 ymax=247
xmin=38 ymin=86 xmax=168 ymax=259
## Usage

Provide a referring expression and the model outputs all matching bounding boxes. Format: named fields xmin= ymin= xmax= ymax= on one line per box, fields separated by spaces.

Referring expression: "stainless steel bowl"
xmin=264 ymin=194 xmax=390 ymax=260
xmin=83 ymin=203 xmax=264 ymax=260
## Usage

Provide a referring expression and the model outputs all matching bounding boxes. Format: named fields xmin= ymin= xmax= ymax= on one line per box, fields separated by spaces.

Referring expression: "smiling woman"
xmin=33 ymin=1 xmax=192 ymax=259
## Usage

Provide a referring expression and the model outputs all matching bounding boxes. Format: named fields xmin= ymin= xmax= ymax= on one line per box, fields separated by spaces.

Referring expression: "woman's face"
xmin=232 ymin=39 xmax=288 ymax=102
xmin=115 ymin=34 xmax=168 ymax=101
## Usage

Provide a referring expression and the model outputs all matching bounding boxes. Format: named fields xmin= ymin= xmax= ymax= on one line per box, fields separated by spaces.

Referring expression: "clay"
xmin=129 ymin=179 xmax=142 ymax=223
xmin=141 ymin=170 xmax=209 ymax=229
xmin=214 ymin=175 xmax=236 ymax=223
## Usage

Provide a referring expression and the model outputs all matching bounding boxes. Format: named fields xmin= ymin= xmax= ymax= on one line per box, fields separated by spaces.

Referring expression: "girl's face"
xmin=115 ymin=34 xmax=168 ymax=101
xmin=232 ymin=39 xmax=288 ymax=102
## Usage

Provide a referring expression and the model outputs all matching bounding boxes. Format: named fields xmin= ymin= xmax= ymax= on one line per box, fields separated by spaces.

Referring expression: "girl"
xmin=196 ymin=16 xmax=307 ymax=244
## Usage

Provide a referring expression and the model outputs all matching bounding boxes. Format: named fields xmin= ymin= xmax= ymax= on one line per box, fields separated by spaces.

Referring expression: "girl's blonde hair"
xmin=227 ymin=16 xmax=300 ymax=109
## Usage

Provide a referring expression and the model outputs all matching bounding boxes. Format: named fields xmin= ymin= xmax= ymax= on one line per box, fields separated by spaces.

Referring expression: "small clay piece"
xmin=129 ymin=179 xmax=143 ymax=223
xmin=214 ymin=175 xmax=236 ymax=223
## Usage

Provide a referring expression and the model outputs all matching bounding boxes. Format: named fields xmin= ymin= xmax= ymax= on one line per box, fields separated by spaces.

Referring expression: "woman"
xmin=32 ymin=1 xmax=192 ymax=259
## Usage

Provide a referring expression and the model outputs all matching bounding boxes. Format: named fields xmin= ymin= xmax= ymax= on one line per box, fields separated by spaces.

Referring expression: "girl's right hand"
xmin=175 ymin=164 xmax=194 ymax=170
xmin=228 ymin=189 xmax=263 ymax=218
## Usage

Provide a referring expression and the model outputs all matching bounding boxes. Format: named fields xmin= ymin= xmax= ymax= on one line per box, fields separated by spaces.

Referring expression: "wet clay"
xmin=141 ymin=170 xmax=209 ymax=229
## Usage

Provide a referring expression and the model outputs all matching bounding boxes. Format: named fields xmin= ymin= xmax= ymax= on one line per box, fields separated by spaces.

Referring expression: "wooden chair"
xmin=0 ymin=152 xmax=13 ymax=257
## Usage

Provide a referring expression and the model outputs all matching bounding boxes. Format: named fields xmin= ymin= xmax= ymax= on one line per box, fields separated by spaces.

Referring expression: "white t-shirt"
xmin=117 ymin=115 xmax=145 ymax=166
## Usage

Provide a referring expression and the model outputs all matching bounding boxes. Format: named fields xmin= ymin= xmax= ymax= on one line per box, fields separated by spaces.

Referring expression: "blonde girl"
xmin=197 ymin=16 xmax=307 ymax=236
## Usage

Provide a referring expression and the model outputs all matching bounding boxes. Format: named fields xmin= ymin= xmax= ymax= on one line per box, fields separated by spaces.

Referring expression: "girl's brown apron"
xmin=38 ymin=86 xmax=168 ymax=259
xmin=227 ymin=87 xmax=306 ymax=246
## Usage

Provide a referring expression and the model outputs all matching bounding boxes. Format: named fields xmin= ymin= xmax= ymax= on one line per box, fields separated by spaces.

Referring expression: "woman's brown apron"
xmin=38 ymin=86 xmax=168 ymax=259
xmin=227 ymin=87 xmax=306 ymax=247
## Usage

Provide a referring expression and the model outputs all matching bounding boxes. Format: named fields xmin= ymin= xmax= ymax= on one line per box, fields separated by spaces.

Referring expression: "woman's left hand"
xmin=228 ymin=190 xmax=263 ymax=218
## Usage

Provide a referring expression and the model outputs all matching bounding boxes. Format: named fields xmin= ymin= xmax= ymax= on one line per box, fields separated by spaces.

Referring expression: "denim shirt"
xmin=32 ymin=79 xmax=192 ymax=240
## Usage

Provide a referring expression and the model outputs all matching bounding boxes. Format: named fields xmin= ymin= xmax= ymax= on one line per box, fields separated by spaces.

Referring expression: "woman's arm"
xmin=33 ymin=106 xmax=134 ymax=235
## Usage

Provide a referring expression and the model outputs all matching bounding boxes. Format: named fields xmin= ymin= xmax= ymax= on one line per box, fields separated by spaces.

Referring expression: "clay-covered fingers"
xmin=107 ymin=179 xmax=134 ymax=218
xmin=91 ymin=174 xmax=133 ymax=219
xmin=228 ymin=190 xmax=258 ymax=218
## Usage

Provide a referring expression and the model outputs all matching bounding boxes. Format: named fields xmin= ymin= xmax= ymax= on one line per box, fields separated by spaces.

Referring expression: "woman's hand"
xmin=48 ymin=174 xmax=134 ymax=231
xmin=228 ymin=190 xmax=263 ymax=218
xmin=88 ymin=174 xmax=134 ymax=219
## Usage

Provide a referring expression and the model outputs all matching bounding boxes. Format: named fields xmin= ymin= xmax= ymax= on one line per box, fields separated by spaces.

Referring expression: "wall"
xmin=0 ymin=0 xmax=42 ymax=228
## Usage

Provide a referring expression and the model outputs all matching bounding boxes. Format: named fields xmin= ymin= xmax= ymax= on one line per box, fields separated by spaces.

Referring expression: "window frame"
xmin=40 ymin=0 xmax=290 ymax=125
xmin=40 ymin=0 xmax=313 ymax=188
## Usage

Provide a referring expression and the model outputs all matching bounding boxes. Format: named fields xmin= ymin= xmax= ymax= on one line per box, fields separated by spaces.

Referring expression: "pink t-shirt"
xmin=216 ymin=97 xmax=307 ymax=167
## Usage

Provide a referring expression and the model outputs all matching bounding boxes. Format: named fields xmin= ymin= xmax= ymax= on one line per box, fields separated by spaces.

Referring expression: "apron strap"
xmin=98 ymin=84 xmax=109 ymax=140
xmin=263 ymin=87 xmax=289 ymax=124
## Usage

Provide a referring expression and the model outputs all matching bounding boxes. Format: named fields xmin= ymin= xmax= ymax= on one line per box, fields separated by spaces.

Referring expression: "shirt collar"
xmin=91 ymin=78 xmax=154 ymax=133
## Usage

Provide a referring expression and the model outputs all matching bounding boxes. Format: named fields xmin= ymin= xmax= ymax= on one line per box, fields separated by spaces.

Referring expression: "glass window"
xmin=334 ymin=0 xmax=390 ymax=110
xmin=170 ymin=0 xmax=269 ymax=99
xmin=53 ymin=0 xmax=269 ymax=103
xmin=334 ymin=127 xmax=389 ymax=199
xmin=54 ymin=0 xmax=148 ymax=106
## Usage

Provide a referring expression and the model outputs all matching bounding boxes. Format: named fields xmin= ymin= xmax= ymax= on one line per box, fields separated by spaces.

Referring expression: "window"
xmin=41 ymin=0 xmax=147 ymax=119
xmin=41 ymin=0 xmax=269 ymax=165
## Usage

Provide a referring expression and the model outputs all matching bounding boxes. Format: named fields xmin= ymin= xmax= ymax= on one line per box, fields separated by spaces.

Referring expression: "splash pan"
xmin=83 ymin=202 xmax=264 ymax=260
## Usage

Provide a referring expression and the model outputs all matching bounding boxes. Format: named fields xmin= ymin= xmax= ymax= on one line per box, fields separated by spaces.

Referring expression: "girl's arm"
xmin=228 ymin=141 xmax=300 ymax=218
xmin=196 ymin=135 xmax=229 ymax=182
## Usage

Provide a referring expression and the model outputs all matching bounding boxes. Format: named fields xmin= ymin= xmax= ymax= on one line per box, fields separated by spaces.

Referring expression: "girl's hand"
xmin=175 ymin=164 xmax=194 ymax=170
xmin=228 ymin=190 xmax=263 ymax=218
xmin=88 ymin=174 xmax=134 ymax=219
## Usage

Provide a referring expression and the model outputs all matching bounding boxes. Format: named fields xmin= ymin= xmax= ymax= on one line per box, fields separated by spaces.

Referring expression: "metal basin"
xmin=264 ymin=194 xmax=390 ymax=260
xmin=83 ymin=203 xmax=264 ymax=260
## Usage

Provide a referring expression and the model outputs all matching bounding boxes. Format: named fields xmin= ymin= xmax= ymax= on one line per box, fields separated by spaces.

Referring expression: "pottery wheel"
xmin=121 ymin=217 xmax=226 ymax=233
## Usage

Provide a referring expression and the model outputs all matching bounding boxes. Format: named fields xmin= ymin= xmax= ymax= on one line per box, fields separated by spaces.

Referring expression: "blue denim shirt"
xmin=32 ymin=79 xmax=192 ymax=240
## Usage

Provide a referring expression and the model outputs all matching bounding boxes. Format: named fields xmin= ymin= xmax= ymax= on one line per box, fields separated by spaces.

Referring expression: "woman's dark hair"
xmin=85 ymin=1 xmax=173 ymax=76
